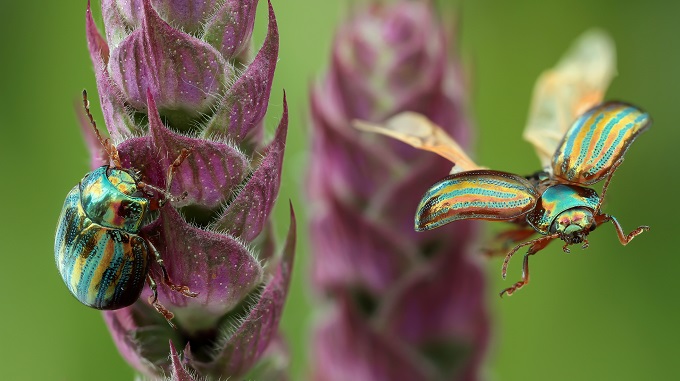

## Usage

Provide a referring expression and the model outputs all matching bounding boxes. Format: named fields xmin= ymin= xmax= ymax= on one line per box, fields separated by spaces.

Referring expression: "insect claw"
xmin=148 ymin=295 xmax=177 ymax=329
xmin=562 ymin=243 xmax=571 ymax=253
xmin=582 ymin=239 xmax=589 ymax=249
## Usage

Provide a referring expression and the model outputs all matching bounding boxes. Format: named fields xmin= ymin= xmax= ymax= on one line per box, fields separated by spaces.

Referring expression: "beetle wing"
xmin=523 ymin=30 xmax=616 ymax=168
xmin=552 ymin=102 xmax=651 ymax=184
xmin=416 ymin=170 xmax=539 ymax=231
xmin=354 ymin=112 xmax=482 ymax=173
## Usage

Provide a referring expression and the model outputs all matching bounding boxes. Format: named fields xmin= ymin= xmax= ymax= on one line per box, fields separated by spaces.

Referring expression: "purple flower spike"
xmin=78 ymin=0 xmax=294 ymax=379
xmin=308 ymin=2 xmax=488 ymax=381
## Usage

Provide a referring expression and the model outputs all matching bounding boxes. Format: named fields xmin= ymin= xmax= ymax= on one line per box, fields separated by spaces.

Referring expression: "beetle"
xmin=415 ymin=101 xmax=651 ymax=296
xmin=352 ymin=32 xmax=647 ymax=296
xmin=54 ymin=90 xmax=197 ymax=326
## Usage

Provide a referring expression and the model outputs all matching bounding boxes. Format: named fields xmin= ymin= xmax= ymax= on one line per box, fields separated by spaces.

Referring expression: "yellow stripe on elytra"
xmin=88 ymin=232 xmax=116 ymax=301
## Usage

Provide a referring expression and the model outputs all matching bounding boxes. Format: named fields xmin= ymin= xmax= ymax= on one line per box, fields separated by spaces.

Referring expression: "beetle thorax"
xmin=549 ymin=207 xmax=595 ymax=244
xmin=80 ymin=166 xmax=149 ymax=233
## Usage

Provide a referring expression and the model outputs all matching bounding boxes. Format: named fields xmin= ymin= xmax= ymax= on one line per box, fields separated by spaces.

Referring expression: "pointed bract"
xmin=188 ymin=205 xmax=296 ymax=377
xmin=86 ymin=2 xmax=110 ymax=65
xmin=204 ymin=0 xmax=279 ymax=146
xmin=168 ymin=341 xmax=199 ymax=381
xmin=203 ymin=0 xmax=258 ymax=60
xmin=212 ymin=93 xmax=287 ymax=240
xmin=142 ymin=206 xmax=263 ymax=319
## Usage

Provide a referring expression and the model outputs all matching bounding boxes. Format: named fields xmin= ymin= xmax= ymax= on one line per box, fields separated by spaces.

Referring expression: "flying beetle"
xmin=54 ymin=90 xmax=197 ymax=327
xmin=354 ymin=31 xmax=650 ymax=296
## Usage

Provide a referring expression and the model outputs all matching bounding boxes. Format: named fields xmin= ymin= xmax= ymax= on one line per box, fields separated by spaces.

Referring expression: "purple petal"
xmin=307 ymin=89 xmax=401 ymax=202
xmin=331 ymin=2 xmax=447 ymax=121
xmin=203 ymin=0 xmax=258 ymax=60
xmin=86 ymin=1 xmax=109 ymax=66
xmin=211 ymin=93 xmax=287 ymax=241
xmin=152 ymin=0 xmax=222 ymax=33
xmin=377 ymin=251 xmax=489 ymax=380
xmin=101 ymin=0 xmax=133 ymax=48
xmin=103 ymin=304 xmax=175 ymax=378
xmin=310 ymin=194 xmax=416 ymax=294
xmin=108 ymin=0 xmax=227 ymax=118
xmin=203 ymin=0 xmax=278 ymax=145
xmin=187 ymin=204 xmax=296 ymax=377
xmin=104 ymin=0 xmax=223 ymax=36
xmin=88 ymin=3 xmax=140 ymax=141
xmin=117 ymin=92 xmax=249 ymax=209
xmin=169 ymin=341 xmax=198 ymax=381
xmin=140 ymin=205 xmax=264 ymax=322
xmin=312 ymin=297 xmax=433 ymax=381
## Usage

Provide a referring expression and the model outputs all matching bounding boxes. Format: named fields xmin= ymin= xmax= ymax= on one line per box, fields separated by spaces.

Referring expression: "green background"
xmin=1 ymin=0 xmax=677 ymax=380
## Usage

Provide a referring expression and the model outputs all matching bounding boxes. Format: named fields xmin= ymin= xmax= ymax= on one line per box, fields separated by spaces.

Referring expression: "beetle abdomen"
xmin=55 ymin=187 xmax=149 ymax=309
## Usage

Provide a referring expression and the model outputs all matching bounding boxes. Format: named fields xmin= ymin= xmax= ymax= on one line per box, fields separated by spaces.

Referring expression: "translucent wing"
xmin=416 ymin=170 xmax=539 ymax=231
xmin=354 ymin=112 xmax=482 ymax=173
xmin=523 ymin=30 xmax=616 ymax=168
xmin=552 ymin=102 xmax=651 ymax=185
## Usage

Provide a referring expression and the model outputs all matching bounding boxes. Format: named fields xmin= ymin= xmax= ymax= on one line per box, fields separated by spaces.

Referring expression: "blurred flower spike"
xmin=82 ymin=0 xmax=295 ymax=379
xmin=307 ymin=1 xmax=489 ymax=381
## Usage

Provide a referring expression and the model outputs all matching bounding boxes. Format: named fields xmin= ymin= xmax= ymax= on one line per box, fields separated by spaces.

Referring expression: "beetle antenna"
xmin=82 ymin=89 xmax=122 ymax=168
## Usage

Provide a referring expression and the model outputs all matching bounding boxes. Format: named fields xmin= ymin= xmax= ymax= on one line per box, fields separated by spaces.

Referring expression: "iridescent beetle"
xmin=358 ymin=102 xmax=650 ymax=296
xmin=354 ymin=31 xmax=650 ymax=297
xmin=54 ymin=90 xmax=197 ymax=326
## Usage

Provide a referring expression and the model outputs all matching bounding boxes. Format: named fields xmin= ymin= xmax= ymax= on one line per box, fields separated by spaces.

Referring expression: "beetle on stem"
xmin=54 ymin=90 xmax=197 ymax=327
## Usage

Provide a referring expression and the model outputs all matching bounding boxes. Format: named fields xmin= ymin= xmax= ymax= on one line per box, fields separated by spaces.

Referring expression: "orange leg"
xmin=500 ymin=234 xmax=558 ymax=297
xmin=483 ymin=227 xmax=537 ymax=258
xmin=147 ymin=240 xmax=198 ymax=298
xmin=138 ymin=148 xmax=192 ymax=207
xmin=595 ymin=214 xmax=650 ymax=245
xmin=595 ymin=159 xmax=622 ymax=214
xmin=146 ymin=274 xmax=176 ymax=329
xmin=166 ymin=148 xmax=192 ymax=193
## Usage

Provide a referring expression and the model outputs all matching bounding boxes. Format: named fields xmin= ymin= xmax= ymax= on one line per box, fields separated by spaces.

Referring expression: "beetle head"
xmin=550 ymin=207 xmax=596 ymax=245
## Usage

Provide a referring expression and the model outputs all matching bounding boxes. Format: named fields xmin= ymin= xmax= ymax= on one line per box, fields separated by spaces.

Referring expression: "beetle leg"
xmin=146 ymin=274 xmax=176 ymax=329
xmin=482 ymin=227 xmax=537 ymax=258
xmin=166 ymin=148 xmax=193 ymax=194
xmin=500 ymin=234 xmax=557 ymax=297
xmin=82 ymin=90 xmax=122 ymax=168
xmin=147 ymin=240 xmax=199 ymax=298
xmin=562 ymin=242 xmax=571 ymax=253
xmin=137 ymin=148 xmax=193 ymax=207
xmin=137 ymin=182 xmax=188 ymax=207
xmin=595 ymin=213 xmax=650 ymax=245
xmin=501 ymin=233 xmax=558 ymax=279
xmin=595 ymin=159 xmax=623 ymax=214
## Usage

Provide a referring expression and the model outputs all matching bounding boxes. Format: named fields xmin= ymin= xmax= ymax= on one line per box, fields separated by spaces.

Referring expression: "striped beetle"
xmin=415 ymin=102 xmax=651 ymax=296
xmin=54 ymin=90 xmax=197 ymax=327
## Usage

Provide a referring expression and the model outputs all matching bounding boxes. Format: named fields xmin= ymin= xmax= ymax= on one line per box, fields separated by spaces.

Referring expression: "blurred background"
xmin=0 ymin=0 xmax=677 ymax=380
